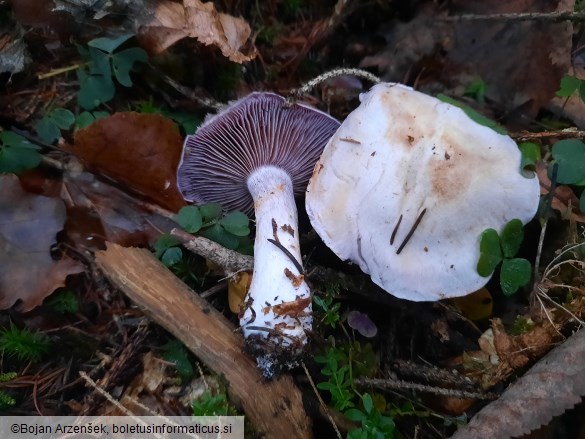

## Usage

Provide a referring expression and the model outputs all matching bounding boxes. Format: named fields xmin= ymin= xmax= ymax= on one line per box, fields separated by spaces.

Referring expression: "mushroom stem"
xmin=240 ymin=165 xmax=312 ymax=375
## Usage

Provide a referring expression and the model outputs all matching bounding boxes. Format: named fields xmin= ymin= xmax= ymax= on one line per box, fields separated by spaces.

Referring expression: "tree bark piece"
xmin=95 ymin=243 xmax=312 ymax=439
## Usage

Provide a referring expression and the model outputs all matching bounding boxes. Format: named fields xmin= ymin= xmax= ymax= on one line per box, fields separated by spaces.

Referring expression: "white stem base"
xmin=240 ymin=166 xmax=312 ymax=374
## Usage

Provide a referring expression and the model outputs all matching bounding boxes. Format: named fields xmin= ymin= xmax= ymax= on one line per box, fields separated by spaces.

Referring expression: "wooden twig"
xmin=79 ymin=372 xmax=135 ymax=417
xmin=94 ymin=243 xmax=312 ymax=439
xmin=154 ymin=68 xmax=223 ymax=111
xmin=170 ymin=228 xmax=253 ymax=275
xmin=289 ymin=68 xmax=380 ymax=100
xmin=302 ymin=362 xmax=342 ymax=439
xmin=355 ymin=377 xmax=498 ymax=400
xmin=510 ymin=128 xmax=585 ymax=142
xmin=441 ymin=11 xmax=585 ymax=23
xmin=533 ymin=163 xmax=558 ymax=285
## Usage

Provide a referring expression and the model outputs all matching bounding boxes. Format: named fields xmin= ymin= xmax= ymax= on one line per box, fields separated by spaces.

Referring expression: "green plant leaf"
xmin=464 ymin=79 xmax=486 ymax=104
xmin=35 ymin=109 xmax=75 ymax=143
xmin=200 ymin=224 xmax=240 ymax=249
xmin=163 ymin=340 xmax=193 ymax=379
xmin=436 ymin=94 xmax=507 ymax=134
xmin=345 ymin=408 xmax=367 ymax=423
xmin=556 ymin=75 xmax=581 ymax=97
xmin=0 ymin=323 xmax=49 ymax=363
xmin=500 ymin=258 xmax=532 ymax=296
xmin=551 ymin=139 xmax=585 ymax=184
xmin=88 ymin=46 xmax=111 ymax=77
xmin=161 ymin=247 xmax=183 ymax=267
xmin=219 ymin=211 xmax=250 ymax=236
xmin=166 ymin=111 xmax=201 ymax=134
xmin=76 ymin=111 xmax=110 ymax=130
xmin=580 ymin=81 xmax=585 ymax=103
xmin=77 ymin=69 xmax=116 ymax=110
xmin=35 ymin=117 xmax=60 ymax=143
xmin=154 ymin=233 xmax=181 ymax=258
xmin=192 ymin=390 xmax=238 ymax=416
xmin=362 ymin=393 xmax=373 ymax=414
xmin=199 ymin=203 xmax=223 ymax=222
xmin=88 ymin=34 xmax=134 ymax=53
xmin=50 ymin=108 xmax=75 ymax=130
xmin=580 ymin=191 xmax=585 ymax=213
xmin=0 ymin=131 xmax=41 ymax=174
xmin=93 ymin=111 xmax=110 ymax=120
xmin=518 ymin=142 xmax=540 ymax=175
xmin=111 ymin=47 xmax=148 ymax=87
xmin=176 ymin=206 xmax=203 ymax=233
xmin=500 ymin=219 xmax=524 ymax=258
xmin=75 ymin=111 xmax=95 ymax=129
xmin=46 ymin=290 xmax=79 ymax=314
xmin=317 ymin=382 xmax=336 ymax=391
xmin=477 ymin=229 xmax=503 ymax=277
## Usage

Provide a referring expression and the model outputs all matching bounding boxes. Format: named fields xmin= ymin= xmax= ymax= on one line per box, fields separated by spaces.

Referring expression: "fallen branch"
xmin=95 ymin=243 xmax=312 ymax=439
xmin=356 ymin=377 xmax=498 ymax=401
xmin=510 ymin=128 xmax=585 ymax=142
xmin=442 ymin=11 xmax=585 ymax=23
xmin=449 ymin=328 xmax=585 ymax=439
xmin=170 ymin=228 xmax=253 ymax=275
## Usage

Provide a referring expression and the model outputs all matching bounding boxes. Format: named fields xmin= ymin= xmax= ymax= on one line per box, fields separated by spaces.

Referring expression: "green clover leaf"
xmin=500 ymin=219 xmax=524 ymax=259
xmin=199 ymin=203 xmax=223 ymax=222
xmin=0 ymin=131 xmax=41 ymax=174
xmin=200 ymin=224 xmax=240 ymax=249
xmin=477 ymin=229 xmax=502 ymax=277
xmin=551 ymin=139 xmax=585 ymax=185
xmin=556 ymin=75 xmax=581 ymax=97
xmin=176 ymin=206 xmax=203 ymax=233
xmin=500 ymin=258 xmax=532 ymax=296
xmin=219 ymin=211 xmax=250 ymax=236
xmin=35 ymin=108 xmax=75 ymax=143
xmin=111 ymin=47 xmax=148 ymax=87
xmin=88 ymin=34 xmax=134 ymax=53
xmin=518 ymin=142 xmax=540 ymax=176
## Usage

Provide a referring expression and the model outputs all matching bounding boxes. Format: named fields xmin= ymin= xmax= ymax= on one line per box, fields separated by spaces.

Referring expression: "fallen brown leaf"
xmin=536 ymin=160 xmax=585 ymax=223
xmin=62 ymin=166 xmax=173 ymax=250
xmin=70 ymin=112 xmax=186 ymax=212
xmin=450 ymin=327 xmax=585 ymax=439
xmin=138 ymin=0 xmax=256 ymax=63
xmin=492 ymin=318 xmax=558 ymax=370
xmin=361 ymin=0 xmax=573 ymax=118
xmin=0 ymin=174 xmax=84 ymax=311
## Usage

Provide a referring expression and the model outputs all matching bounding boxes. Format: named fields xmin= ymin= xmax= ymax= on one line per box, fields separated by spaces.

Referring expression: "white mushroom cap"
xmin=306 ymin=83 xmax=540 ymax=301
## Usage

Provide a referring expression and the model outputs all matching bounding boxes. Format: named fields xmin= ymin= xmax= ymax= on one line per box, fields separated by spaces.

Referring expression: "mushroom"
xmin=177 ymin=92 xmax=340 ymax=376
xmin=306 ymin=83 xmax=540 ymax=301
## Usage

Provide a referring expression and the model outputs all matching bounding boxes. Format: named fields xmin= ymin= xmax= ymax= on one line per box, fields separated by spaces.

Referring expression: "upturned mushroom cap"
xmin=306 ymin=83 xmax=540 ymax=301
xmin=177 ymin=92 xmax=340 ymax=214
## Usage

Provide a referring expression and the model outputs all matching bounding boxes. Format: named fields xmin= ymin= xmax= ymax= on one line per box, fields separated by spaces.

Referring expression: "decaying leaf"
xmin=52 ymin=0 xmax=150 ymax=22
xmin=536 ymin=160 xmax=585 ymax=223
xmin=451 ymin=287 xmax=493 ymax=321
xmin=450 ymin=327 xmax=585 ymax=439
xmin=492 ymin=318 xmax=558 ymax=371
xmin=62 ymin=168 xmax=165 ymax=249
xmin=70 ymin=112 xmax=186 ymax=212
xmin=361 ymin=0 xmax=573 ymax=117
xmin=228 ymin=271 xmax=251 ymax=314
xmin=0 ymin=20 xmax=31 ymax=74
xmin=138 ymin=0 xmax=256 ymax=63
xmin=0 ymin=175 xmax=84 ymax=311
